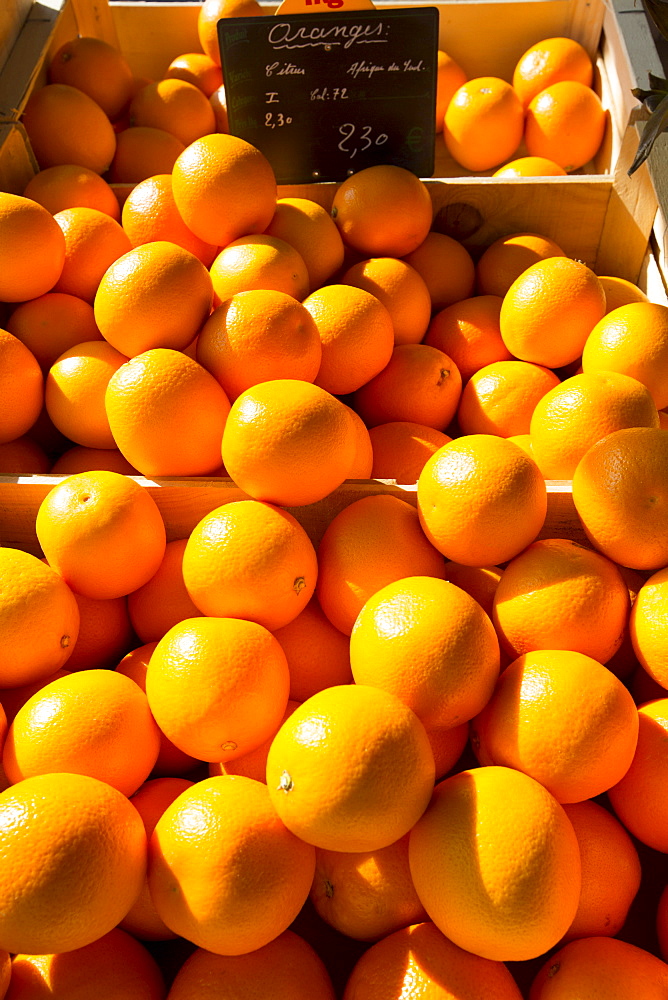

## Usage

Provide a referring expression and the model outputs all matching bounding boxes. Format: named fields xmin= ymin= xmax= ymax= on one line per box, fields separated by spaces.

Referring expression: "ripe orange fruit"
xmin=93 ymin=240 xmax=213 ymax=356
xmin=530 ymin=370 xmax=660 ymax=479
xmin=6 ymin=291 xmax=102 ymax=372
xmin=630 ymin=565 xmax=668 ymax=689
xmin=599 ymin=274 xmax=650 ymax=312
xmin=0 ymin=547 xmax=79 ymax=688
xmin=471 ymin=649 xmax=638 ymax=802
xmin=581 ymin=302 xmax=668 ymax=408
xmin=3 ymin=667 xmax=161 ymax=795
xmin=0 ymin=329 xmax=44 ymax=444
xmin=475 ymin=230 xmax=566 ymax=298
xmin=0 ymin=771 xmax=146 ymax=955
xmin=409 ymin=765 xmax=581 ymax=962
xmin=417 ymin=434 xmax=547 ymax=567
xmin=171 ymin=132 xmax=277 ymax=247
xmin=491 ymin=537 xmax=630 ymax=662
xmin=104 ymin=348 xmax=230 ymax=476
xmin=571 ymin=426 xmax=668 ymax=570
xmin=351 ymin=575 xmax=500 ymax=730
xmin=529 ymin=936 xmax=668 ymax=999
xmin=209 ymin=82 xmax=229 ymax=132
xmin=444 ymin=77 xmax=524 ymax=172
xmin=35 ymin=469 xmax=166 ymax=599
xmin=341 ymin=257 xmax=432 ymax=346
xmin=210 ymin=234 xmax=310 ymax=305
xmin=368 ymin=421 xmax=451 ymax=485
xmin=492 ymin=155 xmax=568 ymax=176
xmin=165 ymin=51 xmax=223 ymax=97
xmin=402 ymin=231 xmax=476 ymax=311
xmin=197 ymin=0 xmax=263 ymax=65
xmin=52 ymin=205 xmax=132 ymax=304
xmin=302 ymin=283 xmax=395 ymax=395
xmin=23 ymin=163 xmax=121 ymax=219
xmin=107 ymin=125 xmax=186 ymax=183
xmin=330 ymin=164 xmax=433 ymax=258
xmin=272 ymin=594 xmax=353 ymax=702
xmin=435 ymin=49 xmax=468 ymax=131
xmin=525 ymin=80 xmax=607 ymax=172
xmin=0 ymin=436 xmax=51 ymax=474
xmin=316 ymin=493 xmax=446 ymax=636
xmin=182 ymin=500 xmax=318 ymax=630
xmin=263 ymin=196 xmax=345 ymax=293
xmin=342 ymin=921 xmax=524 ymax=1000
xmin=210 ymin=699 xmax=300 ymax=784
xmin=121 ymin=172 xmax=218 ymax=266
xmin=352 ymin=343 xmax=463 ymax=431
xmin=221 ymin=379 xmax=356 ymax=506
xmin=127 ymin=537 xmax=202 ymax=644
xmin=266 ymin=684 xmax=435 ymax=851
xmin=22 ymin=83 xmax=117 ymax=175
xmin=149 ymin=774 xmax=314 ymax=953
xmin=659 ymin=886 xmax=668 ymax=962
xmin=512 ymin=36 xmax=594 ymax=107
xmin=128 ymin=78 xmax=216 ymax=146
xmin=63 ymin=591 xmax=134 ymax=672
xmin=456 ymin=358 xmax=560 ymax=437
xmin=166 ymin=930 xmax=336 ymax=1000
xmin=343 ymin=402 xmax=374 ymax=477
xmin=48 ymin=35 xmax=134 ymax=120
xmin=443 ymin=561 xmax=503 ymax=617
xmin=423 ymin=294 xmax=511 ymax=382
xmin=146 ymin=616 xmax=289 ymax=762
xmin=561 ymin=799 xmax=641 ymax=942
xmin=197 ymin=289 xmax=321 ymax=401
xmin=501 ymin=256 xmax=606 ymax=367
xmin=50 ymin=445 xmax=138 ymax=475
xmin=0 ymin=192 xmax=66 ymax=302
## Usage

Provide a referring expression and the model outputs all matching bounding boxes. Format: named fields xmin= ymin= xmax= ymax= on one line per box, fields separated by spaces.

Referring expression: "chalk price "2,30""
xmin=338 ymin=122 xmax=389 ymax=158
xmin=265 ymin=111 xmax=293 ymax=128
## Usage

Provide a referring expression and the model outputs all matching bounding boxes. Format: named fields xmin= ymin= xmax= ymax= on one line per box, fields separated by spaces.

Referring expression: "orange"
xmin=659 ymin=884 xmax=668 ymax=962
xmin=423 ymin=294 xmax=511 ymax=382
xmin=121 ymin=172 xmax=218 ymax=267
xmin=50 ymin=445 xmax=138 ymax=475
xmin=492 ymin=155 xmax=568 ymax=176
xmin=340 ymin=403 xmax=384 ymax=477
xmin=311 ymin=834 xmax=428 ymax=942
xmin=197 ymin=0 xmax=263 ymax=65
xmin=444 ymin=77 xmax=524 ymax=172
xmin=302 ymin=283 xmax=394 ymax=395
xmin=571 ymin=426 xmax=668 ymax=570
xmin=528 ymin=936 xmax=668 ymax=999
xmin=165 ymin=930 xmax=336 ymax=999
xmin=408 ymin=765 xmax=581 ymax=962
xmin=196 ymin=289 xmax=322 ymax=401
xmin=342 ymin=921 xmax=524 ymax=1000
xmin=52 ymin=205 xmax=132 ymax=304
xmin=0 ymin=436 xmax=50 ymax=474
xmin=127 ymin=537 xmax=203 ymax=644
xmin=581 ymin=302 xmax=668 ymax=408
xmin=48 ymin=35 xmax=134 ymax=120
xmin=525 ymin=80 xmax=607 ymax=172
xmin=316 ymin=493 xmax=446 ymax=636
xmin=630 ymin=565 xmax=668 ymax=688
xmin=149 ymin=774 xmax=314 ymax=952
xmin=475 ymin=231 xmax=566 ymax=298
xmin=209 ymin=234 xmax=309 ymax=305
xmin=6 ymin=927 xmax=165 ymax=999
xmin=128 ymin=78 xmax=216 ymax=146
xmin=272 ymin=594 xmax=353 ymax=701
xmin=263 ymin=196 xmax=345 ymax=293
xmin=0 ymin=771 xmax=146 ymax=955
xmin=65 ymin=592 xmax=135 ymax=672
xmin=426 ymin=721 xmax=470 ymax=781
xmin=93 ymin=240 xmax=213 ymax=356
xmin=369 ymin=421 xmax=451 ymax=485
xmin=402 ymin=231 xmax=476 ymax=311
xmin=165 ymin=51 xmax=223 ymax=97
xmin=221 ymin=379 xmax=356 ymax=506
xmin=35 ymin=469 xmax=167 ymax=599
xmin=330 ymin=164 xmax=433 ymax=258
xmin=512 ymin=36 xmax=594 ymax=108
xmin=341 ymin=257 xmax=432 ymax=346
xmin=104 ymin=348 xmax=230 ymax=476
xmin=0 ymin=547 xmax=79 ymax=688
xmin=0 ymin=670 xmax=70 ymax=727
xmin=471 ymin=649 xmax=638 ymax=802
xmin=352 ymin=343 xmax=463 ymax=431
xmin=443 ymin=561 xmax=502 ymax=617
xmin=23 ymin=163 xmax=121 ymax=219
xmin=210 ymin=699 xmax=300 ymax=784
xmin=266 ymin=683 xmax=435 ymax=852
xmin=530 ymin=370 xmax=660 ymax=479
xmin=417 ymin=434 xmax=547 ymax=567
xmin=500 ymin=255 xmax=606 ymax=367
xmin=351 ymin=574 xmax=499 ymax=729
xmin=0 ymin=329 xmax=44 ymax=444
xmin=182 ymin=499 xmax=318 ymax=630
xmin=457 ymin=359 xmax=560 ymax=437
xmin=171 ymin=132 xmax=277 ymax=247
xmin=491 ymin=537 xmax=630 ymax=662
xmin=146 ymin=616 xmax=289 ymax=762
xmin=45 ymin=339 xmax=129 ymax=449
xmin=561 ymin=799 xmax=641 ymax=942
xmin=0 ymin=192 xmax=66 ymax=302
xmin=209 ymin=83 xmax=229 ymax=132
xmin=599 ymin=274 xmax=650 ymax=312
xmin=22 ymin=83 xmax=117 ymax=175
xmin=107 ymin=125 xmax=186 ymax=184
xmin=435 ymin=49 xmax=468 ymax=132
xmin=6 ymin=291 xmax=102 ymax=372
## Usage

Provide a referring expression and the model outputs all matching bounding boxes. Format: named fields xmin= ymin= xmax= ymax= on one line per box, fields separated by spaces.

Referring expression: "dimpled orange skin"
xmin=528 ymin=936 xmax=668 ymax=1000
xmin=630 ymin=566 xmax=668 ymax=688
xmin=408 ymin=766 xmax=581 ymax=963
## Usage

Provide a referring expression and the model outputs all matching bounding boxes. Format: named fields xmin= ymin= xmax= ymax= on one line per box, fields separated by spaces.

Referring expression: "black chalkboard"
xmin=217 ymin=7 xmax=439 ymax=184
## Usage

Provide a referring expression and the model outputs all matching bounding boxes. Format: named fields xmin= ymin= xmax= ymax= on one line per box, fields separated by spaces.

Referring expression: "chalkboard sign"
xmin=218 ymin=8 xmax=439 ymax=184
